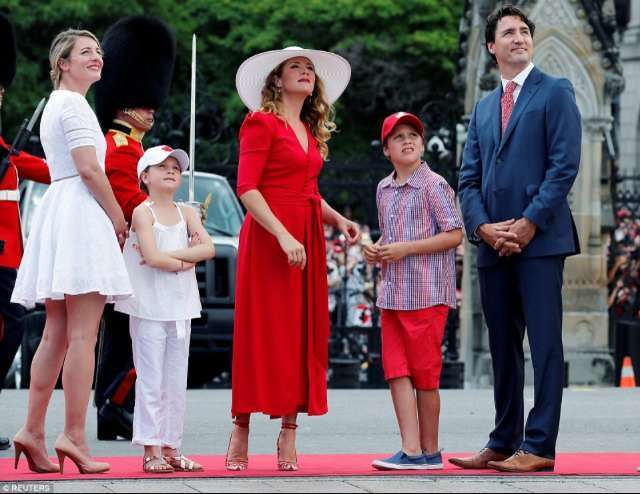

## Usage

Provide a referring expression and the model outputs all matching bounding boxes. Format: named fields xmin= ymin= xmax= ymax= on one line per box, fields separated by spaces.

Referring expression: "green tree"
xmin=2 ymin=0 xmax=462 ymax=155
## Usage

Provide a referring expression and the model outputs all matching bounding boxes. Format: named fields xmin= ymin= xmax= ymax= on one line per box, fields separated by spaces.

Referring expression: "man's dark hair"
xmin=485 ymin=5 xmax=536 ymax=62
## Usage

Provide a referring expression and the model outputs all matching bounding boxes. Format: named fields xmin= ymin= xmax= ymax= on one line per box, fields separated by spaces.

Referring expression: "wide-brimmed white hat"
xmin=137 ymin=145 xmax=189 ymax=178
xmin=235 ymin=46 xmax=351 ymax=111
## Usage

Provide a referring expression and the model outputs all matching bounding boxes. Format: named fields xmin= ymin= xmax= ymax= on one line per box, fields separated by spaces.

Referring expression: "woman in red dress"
xmin=228 ymin=47 xmax=359 ymax=471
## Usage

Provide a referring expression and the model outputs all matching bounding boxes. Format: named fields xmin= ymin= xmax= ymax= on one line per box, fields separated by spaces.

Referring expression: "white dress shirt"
xmin=501 ymin=62 xmax=535 ymax=103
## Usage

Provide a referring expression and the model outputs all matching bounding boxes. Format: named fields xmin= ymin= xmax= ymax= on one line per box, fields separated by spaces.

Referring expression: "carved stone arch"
xmin=533 ymin=36 xmax=599 ymax=119
xmin=529 ymin=0 xmax=583 ymax=30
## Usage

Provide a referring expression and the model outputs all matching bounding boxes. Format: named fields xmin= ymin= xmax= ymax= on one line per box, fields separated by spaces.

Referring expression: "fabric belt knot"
xmin=175 ymin=320 xmax=187 ymax=341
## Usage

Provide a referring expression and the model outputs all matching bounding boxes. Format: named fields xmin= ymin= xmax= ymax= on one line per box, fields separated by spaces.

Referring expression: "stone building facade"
xmin=619 ymin=1 xmax=640 ymax=180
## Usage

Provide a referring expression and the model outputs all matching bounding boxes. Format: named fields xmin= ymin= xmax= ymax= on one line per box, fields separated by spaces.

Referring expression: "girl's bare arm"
xmin=132 ymin=207 xmax=192 ymax=272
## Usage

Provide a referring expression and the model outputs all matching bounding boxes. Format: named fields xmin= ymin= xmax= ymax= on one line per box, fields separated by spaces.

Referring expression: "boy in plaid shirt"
xmin=365 ymin=112 xmax=463 ymax=470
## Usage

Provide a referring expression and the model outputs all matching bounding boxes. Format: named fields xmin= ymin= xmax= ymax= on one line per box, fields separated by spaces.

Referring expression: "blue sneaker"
xmin=422 ymin=450 xmax=444 ymax=469
xmin=372 ymin=450 xmax=433 ymax=470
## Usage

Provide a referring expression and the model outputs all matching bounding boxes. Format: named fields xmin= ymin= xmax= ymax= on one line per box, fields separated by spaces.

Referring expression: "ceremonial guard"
xmin=93 ymin=15 xmax=176 ymax=440
xmin=0 ymin=13 xmax=50 ymax=450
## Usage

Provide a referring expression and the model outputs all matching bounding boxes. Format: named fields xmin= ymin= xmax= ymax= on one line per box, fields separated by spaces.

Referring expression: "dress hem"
xmin=12 ymin=288 xmax=133 ymax=308
xmin=231 ymin=407 xmax=328 ymax=419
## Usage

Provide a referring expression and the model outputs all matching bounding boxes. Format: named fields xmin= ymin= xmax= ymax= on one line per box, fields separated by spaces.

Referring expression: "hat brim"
xmin=236 ymin=48 xmax=351 ymax=111
xmin=383 ymin=115 xmax=425 ymax=145
xmin=138 ymin=149 xmax=190 ymax=178
xmin=167 ymin=149 xmax=190 ymax=172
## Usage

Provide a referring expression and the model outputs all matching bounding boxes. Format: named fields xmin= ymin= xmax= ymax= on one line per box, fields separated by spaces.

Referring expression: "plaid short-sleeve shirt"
xmin=376 ymin=163 xmax=463 ymax=311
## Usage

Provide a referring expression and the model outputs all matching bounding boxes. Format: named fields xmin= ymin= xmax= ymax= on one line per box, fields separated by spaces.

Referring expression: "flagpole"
xmin=188 ymin=34 xmax=196 ymax=204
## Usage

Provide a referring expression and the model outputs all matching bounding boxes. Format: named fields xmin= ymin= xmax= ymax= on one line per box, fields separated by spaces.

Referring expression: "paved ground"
xmin=0 ymin=387 xmax=638 ymax=492
xmin=2 ymin=476 xmax=634 ymax=493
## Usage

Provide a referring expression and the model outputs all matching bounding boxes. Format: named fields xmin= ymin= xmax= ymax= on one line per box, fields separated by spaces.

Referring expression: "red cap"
xmin=381 ymin=112 xmax=424 ymax=145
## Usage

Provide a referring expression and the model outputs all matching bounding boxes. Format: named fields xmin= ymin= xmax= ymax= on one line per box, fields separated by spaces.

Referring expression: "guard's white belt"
xmin=0 ymin=189 xmax=20 ymax=202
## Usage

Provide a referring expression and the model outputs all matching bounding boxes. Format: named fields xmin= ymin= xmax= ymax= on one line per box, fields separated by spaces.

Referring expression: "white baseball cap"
xmin=137 ymin=145 xmax=190 ymax=178
xmin=235 ymin=46 xmax=351 ymax=111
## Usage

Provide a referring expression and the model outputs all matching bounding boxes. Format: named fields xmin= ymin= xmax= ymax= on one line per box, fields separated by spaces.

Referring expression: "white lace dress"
xmin=11 ymin=90 xmax=132 ymax=308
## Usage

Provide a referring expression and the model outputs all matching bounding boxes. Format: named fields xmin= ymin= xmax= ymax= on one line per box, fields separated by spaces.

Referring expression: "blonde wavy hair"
xmin=49 ymin=29 xmax=100 ymax=89
xmin=260 ymin=59 xmax=337 ymax=159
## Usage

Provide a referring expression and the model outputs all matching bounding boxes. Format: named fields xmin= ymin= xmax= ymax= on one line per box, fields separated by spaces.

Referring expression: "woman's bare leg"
xmin=278 ymin=413 xmax=298 ymax=461
xmin=227 ymin=413 xmax=250 ymax=462
xmin=17 ymin=299 xmax=67 ymax=462
xmin=62 ymin=293 xmax=105 ymax=451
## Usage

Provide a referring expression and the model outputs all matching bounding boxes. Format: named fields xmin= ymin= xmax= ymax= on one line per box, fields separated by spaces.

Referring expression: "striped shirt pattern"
xmin=376 ymin=163 xmax=463 ymax=311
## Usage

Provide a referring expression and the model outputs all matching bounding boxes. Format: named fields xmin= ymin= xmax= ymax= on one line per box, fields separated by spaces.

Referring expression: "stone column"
xmin=561 ymin=117 xmax=614 ymax=385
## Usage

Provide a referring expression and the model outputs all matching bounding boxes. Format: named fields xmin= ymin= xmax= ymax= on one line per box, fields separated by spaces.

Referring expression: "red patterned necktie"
xmin=501 ymin=80 xmax=518 ymax=135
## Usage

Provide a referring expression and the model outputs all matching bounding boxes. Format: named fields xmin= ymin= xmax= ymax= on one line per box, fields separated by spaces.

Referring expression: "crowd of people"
xmin=608 ymin=207 xmax=640 ymax=318
xmin=325 ymin=223 xmax=377 ymax=328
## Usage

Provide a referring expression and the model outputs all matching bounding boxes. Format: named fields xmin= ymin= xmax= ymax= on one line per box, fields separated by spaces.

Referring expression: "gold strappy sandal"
xmin=143 ymin=456 xmax=174 ymax=474
xmin=277 ymin=422 xmax=299 ymax=472
xmin=163 ymin=452 xmax=204 ymax=472
xmin=225 ymin=419 xmax=249 ymax=471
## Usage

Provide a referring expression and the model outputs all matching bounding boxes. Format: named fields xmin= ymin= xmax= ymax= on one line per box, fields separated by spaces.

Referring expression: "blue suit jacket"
xmin=458 ymin=66 xmax=582 ymax=268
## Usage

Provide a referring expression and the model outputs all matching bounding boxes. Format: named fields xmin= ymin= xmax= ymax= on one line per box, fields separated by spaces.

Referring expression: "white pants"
xmin=130 ymin=316 xmax=191 ymax=448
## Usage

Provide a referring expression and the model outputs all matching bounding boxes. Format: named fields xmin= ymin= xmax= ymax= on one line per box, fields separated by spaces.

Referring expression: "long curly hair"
xmin=260 ymin=59 xmax=337 ymax=159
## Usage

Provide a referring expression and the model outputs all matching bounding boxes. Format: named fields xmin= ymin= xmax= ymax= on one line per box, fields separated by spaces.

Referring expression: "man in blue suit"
xmin=451 ymin=5 xmax=581 ymax=473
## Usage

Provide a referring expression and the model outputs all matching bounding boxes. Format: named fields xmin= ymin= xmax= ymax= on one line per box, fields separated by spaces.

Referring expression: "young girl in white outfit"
xmin=115 ymin=145 xmax=215 ymax=474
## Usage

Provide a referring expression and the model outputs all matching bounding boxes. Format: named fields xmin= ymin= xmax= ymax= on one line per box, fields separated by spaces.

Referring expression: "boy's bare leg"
xmin=389 ymin=377 xmax=421 ymax=455
xmin=417 ymin=389 xmax=440 ymax=454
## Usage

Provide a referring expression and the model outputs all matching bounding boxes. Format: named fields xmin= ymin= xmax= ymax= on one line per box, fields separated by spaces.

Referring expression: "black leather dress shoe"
xmin=0 ymin=437 xmax=11 ymax=450
xmin=97 ymin=401 xmax=133 ymax=441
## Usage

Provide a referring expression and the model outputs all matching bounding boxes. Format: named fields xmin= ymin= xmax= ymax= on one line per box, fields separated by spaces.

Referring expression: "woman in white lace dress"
xmin=11 ymin=30 xmax=132 ymax=475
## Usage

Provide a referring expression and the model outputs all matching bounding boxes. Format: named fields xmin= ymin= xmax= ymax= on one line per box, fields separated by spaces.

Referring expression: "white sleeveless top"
xmin=114 ymin=202 xmax=202 ymax=326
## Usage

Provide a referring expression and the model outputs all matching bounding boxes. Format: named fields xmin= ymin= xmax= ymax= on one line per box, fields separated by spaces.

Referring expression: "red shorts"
xmin=381 ymin=305 xmax=449 ymax=390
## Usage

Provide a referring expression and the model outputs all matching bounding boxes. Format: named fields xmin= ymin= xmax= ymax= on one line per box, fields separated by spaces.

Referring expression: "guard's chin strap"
xmin=122 ymin=108 xmax=153 ymax=131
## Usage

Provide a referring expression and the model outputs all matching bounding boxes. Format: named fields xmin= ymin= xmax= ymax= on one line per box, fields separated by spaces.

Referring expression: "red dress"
xmin=232 ymin=111 xmax=329 ymax=417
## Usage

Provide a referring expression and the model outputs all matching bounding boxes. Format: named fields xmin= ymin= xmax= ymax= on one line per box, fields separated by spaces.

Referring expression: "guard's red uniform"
xmin=104 ymin=122 xmax=146 ymax=224
xmin=0 ymin=136 xmax=50 ymax=269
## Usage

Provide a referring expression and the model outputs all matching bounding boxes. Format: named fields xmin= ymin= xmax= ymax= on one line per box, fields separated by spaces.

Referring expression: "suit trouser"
xmin=478 ymin=256 xmax=565 ymax=459
xmin=0 ymin=267 xmax=25 ymax=388
xmin=130 ymin=316 xmax=191 ymax=449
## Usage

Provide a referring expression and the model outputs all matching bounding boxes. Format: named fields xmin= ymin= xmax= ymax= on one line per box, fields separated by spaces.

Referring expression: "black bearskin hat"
xmin=95 ymin=15 xmax=176 ymax=131
xmin=0 ymin=13 xmax=17 ymax=89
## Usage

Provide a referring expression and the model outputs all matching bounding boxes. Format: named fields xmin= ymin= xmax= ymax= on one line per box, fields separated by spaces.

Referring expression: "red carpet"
xmin=1 ymin=453 xmax=638 ymax=481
